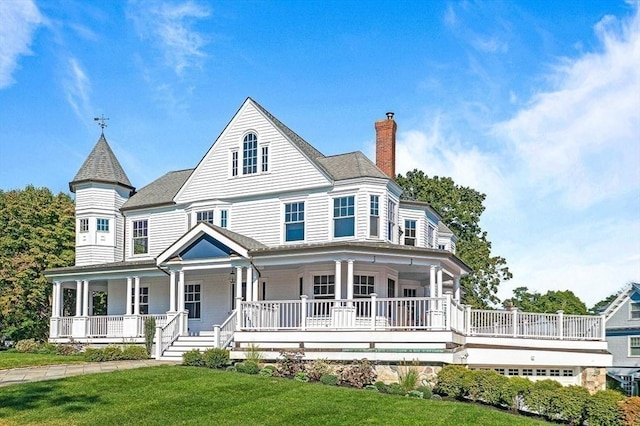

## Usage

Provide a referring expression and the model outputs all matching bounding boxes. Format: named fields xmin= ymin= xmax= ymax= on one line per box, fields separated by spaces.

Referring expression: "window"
xmin=404 ymin=220 xmax=416 ymax=246
xmin=285 ymin=202 xmax=304 ymax=242
xmin=387 ymin=200 xmax=396 ymax=241
xmin=354 ymin=275 xmax=375 ymax=297
xmin=133 ymin=220 xmax=148 ymax=254
xmin=507 ymin=368 xmax=519 ymax=376
xmin=535 ymin=369 xmax=547 ymax=376
xmin=185 ymin=283 xmax=201 ymax=319
xmin=369 ymin=195 xmax=379 ymax=237
xmin=494 ymin=368 xmax=505 ymax=375
xmin=220 ymin=210 xmax=228 ymax=228
xmin=334 ymin=196 xmax=355 ymax=237
xmin=522 ymin=369 xmax=533 ymax=376
xmin=313 ymin=275 xmax=335 ymax=299
xmin=261 ymin=146 xmax=268 ymax=172
xmin=242 ymin=133 xmax=258 ymax=175
xmin=631 ymin=302 xmax=640 ymax=320
xmin=562 ymin=369 xmax=573 ymax=377
xmin=387 ymin=278 xmax=396 ymax=298
xmin=131 ymin=287 xmax=149 ymax=314
xmin=630 ymin=337 xmax=640 ymax=356
xmin=427 ymin=225 xmax=435 ymax=248
xmin=79 ymin=218 xmax=89 ymax=232
xmin=97 ymin=218 xmax=109 ymax=232
xmin=549 ymin=369 xmax=560 ymax=377
xmin=196 ymin=210 xmax=214 ymax=225
xmin=231 ymin=151 xmax=238 ymax=176
xmin=438 ymin=244 xmax=446 ymax=250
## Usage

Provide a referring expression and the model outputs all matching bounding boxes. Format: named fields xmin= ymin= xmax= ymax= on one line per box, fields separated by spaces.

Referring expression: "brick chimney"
xmin=375 ymin=112 xmax=397 ymax=179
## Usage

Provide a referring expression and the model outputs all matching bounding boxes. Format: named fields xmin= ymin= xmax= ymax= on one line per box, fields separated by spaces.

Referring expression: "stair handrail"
xmin=216 ymin=310 xmax=237 ymax=349
xmin=155 ymin=312 xmax=182 ymax=358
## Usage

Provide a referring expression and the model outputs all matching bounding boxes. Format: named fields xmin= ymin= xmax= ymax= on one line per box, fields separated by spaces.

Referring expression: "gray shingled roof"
xmin=70 ymin=134 xmax=133 ymax=192
xmin=317 ymin=152 xmax=388 ymax=180
xmin=121 ymin=169 xmax=193 ymax=211
xmin=202 ymin=223 xmax=267 ymax=250
xmin=438 ymin=221 xmax=454 ymax=234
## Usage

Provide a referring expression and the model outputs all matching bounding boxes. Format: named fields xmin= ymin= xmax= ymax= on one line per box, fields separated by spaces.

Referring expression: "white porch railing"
xmin=52 ymin=314 xmax=171 ymax=339
xmin=214 ymin=310 xmax=237 ymax=349
xmin=88 ymin=315 xmax=124 ymax=337
xmin=58 ymin=317 xmax=73 ymax=337
xmin=137 ymin=314 xmax=167 ymax=336
xmin=237 ymin=296 xmax=605 ymax=341
xmin=155 ymin=312 xmax=184 ymax=359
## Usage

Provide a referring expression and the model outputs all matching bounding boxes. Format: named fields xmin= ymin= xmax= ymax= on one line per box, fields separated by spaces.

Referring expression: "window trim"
xmin=96 ymin=218 xmax=109 ymax=232
xmin=284 ymin=201 xmax=305 ymax=242
xmin=132 ymin=219 xmax=149 ymax=255
xmin=630 ymin=302 xmax=640 ymax=320
xmin=185 ymin=282 xmax=202 ymax=320
xmin=369 ymin=195 xmax=379 ymax=238
xmin=630 ymin=336 xmax=640 ymax=357
xmin=242 ymin=133 xmax=258 ymax=175
xmin=196 ymin=210 xmax=215 ymax=225
xmin=231 ymin=150 xmax=238 ymax=177
xmin=79 ymin=218 xmax=89 ymax=233
xmin=404 ymin=219 xmax=416 ymax=246
xmin=131 ymin=287 xmax=149 ymax=315
xmin=220 ymin=209 xmax=228 ymax=228
xmin=333 ymin=195 xmax=355 ymax=238
xmin=261 ymin=145 xmax=269 ymax=173
xmin=387 ymin=200 xmax=396 ymax=242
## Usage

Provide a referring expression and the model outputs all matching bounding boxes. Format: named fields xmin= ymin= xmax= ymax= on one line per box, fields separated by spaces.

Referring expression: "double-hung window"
xmin=261 ymin=146 xmax=269 ymax=172
xmin=133 ymin=220 xmax=148 ymax=254
xmin=404 ymin=220 xmax=416 ymax=246
xmin=242 ymin=133 xmax=258 ymax=175
xmin=185 ymin=283 xmax=201 ymax=319
xmin=97 ymin=218 xmax=109 ymax=232
xmin=370 ymin=195 xmax=379 ymax=237
xmin=220 ymin=210 xmax=228 ymax=228
xmin=387 ymin=200 xmax=396 ymax=242
xmin=196 ymin=210 xmax=214 ymax=225
xmin=285 ymin=202 xmax=304 ymax=242
xmin=231 ymin=151 xmax=238 ymax=176
xmin=313 ymin=275 xmax=334 ymax=316
xmin=79 ymin=218 xmax=89 ymax=233
xmin=630 ymin=337 xmax=640 ymax=357
xmin=631 ymin=302 xmax=640 ymax=320
xmin=334 ymin=196 xmax=355 ymax=237
xmin=427 ymin=224 xmax=435 ymax=248
xmin=354 ymin=275 xmax=375 ymax=297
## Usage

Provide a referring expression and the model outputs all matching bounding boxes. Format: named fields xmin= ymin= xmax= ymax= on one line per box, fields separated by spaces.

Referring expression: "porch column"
xmin=346 ymin=260 xmax=354 ymax=301
xmin=437 ymin=268 xmax=443 ymax=303
xmin=134 ymin=276 xmax=140 ymax=315
xmin=453 ymin=277 xmax=461 ymax=302
xmin=169 ymin=270 xmax=176 ymax=312
xmin=75 ymin=280 xmax=82 ymax=316
xmin=429 ymin=266 xmax=436 ymax=299
xmin=334 ymin=260 xmax=342 ymax=302
xmin=178 ymin=270 xmax=185 ymax=311
xmin=235 ymin=266 xmax=242 ymax=304
xmin=246 ymin=267 xmax=253 ymax=302
xmin=126 ymin=277 xmax=133 ymax=315
xmin=252 ymin=268 xmax=259 ymax=301
xmin=82 ymin=280 xmax=90 ymax=317
xmin=52 ymin=281 xmax=61 ymax=317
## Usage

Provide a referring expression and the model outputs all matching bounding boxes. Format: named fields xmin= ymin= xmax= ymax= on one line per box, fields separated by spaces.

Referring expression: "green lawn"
xmin=0 ymin=365 xmax=550 ymax=425
xmin=0 ymin=352 xmax=85 ymax=370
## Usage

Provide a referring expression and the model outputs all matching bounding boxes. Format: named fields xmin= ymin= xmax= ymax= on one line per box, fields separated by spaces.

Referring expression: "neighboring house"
xmin=603 ymin=282 xmax=640 ymax=395
xmin=45 ymin=98 xmax=610 ymax=390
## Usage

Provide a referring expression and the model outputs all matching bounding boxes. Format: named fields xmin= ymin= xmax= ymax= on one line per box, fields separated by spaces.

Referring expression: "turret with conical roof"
xmin=72 ymin=133 xmax=134 ymax=266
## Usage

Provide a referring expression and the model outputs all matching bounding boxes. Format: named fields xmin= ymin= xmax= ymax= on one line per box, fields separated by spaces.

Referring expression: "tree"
xmin=396 ymin=169 xmax=512 ymax=307
xmin=506 ymin=286 xmax=588 ymax=315
xmin=0 ymin=186 xmax=75 ymax=341
xmin=589 ymin=286 xmax=627 ymax=314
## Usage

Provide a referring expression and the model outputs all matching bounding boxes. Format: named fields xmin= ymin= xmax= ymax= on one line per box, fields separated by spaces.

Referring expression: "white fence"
xmin=237 ymin=296 xmax=604 ymax=341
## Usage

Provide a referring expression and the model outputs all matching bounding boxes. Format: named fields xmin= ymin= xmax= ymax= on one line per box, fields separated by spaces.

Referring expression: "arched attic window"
xmin=242 ymin=133 xmax=258 ymax=175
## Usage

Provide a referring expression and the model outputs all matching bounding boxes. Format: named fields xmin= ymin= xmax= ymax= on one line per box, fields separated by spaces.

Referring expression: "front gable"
xmin=606 ymin=284 xmax=640 ymax=328
xmin=175 ymin=98 xmax=333 ymax=204
xmin=179 ymin=234 xmax=233 ymax=260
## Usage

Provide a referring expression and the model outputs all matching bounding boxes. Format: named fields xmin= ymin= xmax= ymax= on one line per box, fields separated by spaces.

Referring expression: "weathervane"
xmin=94 ymin=114 xmax=109 ymax=134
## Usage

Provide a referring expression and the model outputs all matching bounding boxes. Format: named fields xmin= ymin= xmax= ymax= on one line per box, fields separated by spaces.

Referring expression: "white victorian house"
xmin=45 ymin=98 xmax=610 ymax=390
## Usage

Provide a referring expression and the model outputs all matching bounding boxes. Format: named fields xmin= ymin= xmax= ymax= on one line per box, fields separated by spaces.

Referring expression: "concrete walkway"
xmin=0 ymin=359 xmax=178 ymax=387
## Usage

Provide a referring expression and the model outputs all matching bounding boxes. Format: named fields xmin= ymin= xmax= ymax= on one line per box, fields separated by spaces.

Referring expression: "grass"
xmin=0 ymin=352 xmax=85 ymax=370
xmin=0 ymin=365 xmax=551 ymax=425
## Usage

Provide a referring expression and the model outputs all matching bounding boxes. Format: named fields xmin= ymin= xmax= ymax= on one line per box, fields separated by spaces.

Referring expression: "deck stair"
xmin=160 ymin=331 xmax=233 ymax=361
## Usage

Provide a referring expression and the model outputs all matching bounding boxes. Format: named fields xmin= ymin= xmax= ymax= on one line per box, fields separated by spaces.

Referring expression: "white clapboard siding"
xmin=399 ymin=205 xmax=426 ymax=248
xmin=305 ymin=192 xmax=330 ymax=243
xmin=229 ymin=198 xmax=281 ymax=246
xmin=125 ymin=208 xmax=188 ymax=260
xmin=76 ymin=246 xmax=119 ymax=266
xmin=176 ymin=102 xmax=331 ymax=204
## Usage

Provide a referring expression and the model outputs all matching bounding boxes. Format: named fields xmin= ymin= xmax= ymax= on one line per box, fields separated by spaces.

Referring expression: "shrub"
xmin=122 ymin=345 xmax=149 ymax=360
xmin=619 ymin=396 xmax=640 ymax=426
xmin=56 ymin=343 xmax=83 ymax=356
xmin=245 ymin=343 xmax=264 ymax=364
xmin=144 ymin=317 xmax=156 ymax=356
xmin=416 ymin=385 xmax=433 ymax=399
xmin=202 ymin=348 xmax=230 ymax=369
xmin=259 ymin=366 xmax=275 ymax=377
xmin=387 ymin=383 xmax=407 ymax=396
xmin=500 ymin=376 xmax=531 ymax=412
xmin=523 ymin=379 xmax=562 ymax=418
xmin=307 ymin=359 xmax=333 ymax=382
xmin=434 ymin=365 xmax=470 ymax=399
xmin=84 ymin=347 xmax=106 ymax=362
xmin=235 ymin=361 xmax=260 ymax=375
xmin=276 ymin=350 xmax=305 ymax=377
xmin=182 ymin=349 xmax=204 ymax=367
xmin=320 ymin=374 xmax=338 ymax=386
xmin=397 ymin=360 xmax=420 ymax=393
xmin=36 ymin=343 xmax=58 ymax=354
xmin=586 ymin=389 xmax=624 ymax=426
xmin=294 ymin=372 xmax=309 ymax=382
xmin=407 ymin=390 xmax=424 ymax=398
xmin=15 ymin=339 xmax=39 ymax=353
xmin=337 ymin=359 xmax=376 ymax=389
xmin=102 ymin=345 xmax=124 ymax=361
xmin=374 ymin=381 xmax=389 ymax=393
xmin=469 ymin=369 xmax=507 ymax=405
xmin=557 ymin=385 xmax=589 ymax=425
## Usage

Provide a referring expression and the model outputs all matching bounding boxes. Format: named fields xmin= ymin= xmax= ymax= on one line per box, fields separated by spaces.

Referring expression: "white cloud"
xmin=63 ymin=57 xmax=92 ymax=121
xmin=128 ymin=0 xmax=211 ymax=76
xmin=472 ymin=37 xmax=508 ymax=54
xmin=0 ymin=0 xmax=43 ymax=89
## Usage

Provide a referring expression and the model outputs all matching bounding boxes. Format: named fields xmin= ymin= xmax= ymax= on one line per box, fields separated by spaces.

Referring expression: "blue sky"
xmin=1 ymin=0 xmax=638 ymax=306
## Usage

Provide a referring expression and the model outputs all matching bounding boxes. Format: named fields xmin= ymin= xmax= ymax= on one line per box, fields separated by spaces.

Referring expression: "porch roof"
xmin=44 ymin=259 xmax=160 ymax=280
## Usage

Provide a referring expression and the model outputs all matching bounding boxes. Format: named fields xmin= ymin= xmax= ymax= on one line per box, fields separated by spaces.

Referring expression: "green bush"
xmin=469 ymin=370 xmax=507 ymax=405
xmin=307 ymin=358 xmax=332 ymax=381
xmin=375 ymin=381 xmax=389 ymax=393
xmin=56 ymin=343 xmax=83 ymax=356
xmin=144 ymin=317 xmax=156 ymax=356
xmin=102 ymin=345 xmax=125 ymax=361
xmin=407 ymin=390 xmax=423 ymax=398
xmin=523 ymin=379 xmax=562 ymax=418
xmin=337 ymin=359 xmax=376 ymax=389
xmin=555 ymin=385 xmax=589 ymax=425
xmin=84 ymin=347 xmax=106 ymax=362
xmin=434 ymin=365 xmax=470 ymax=399
xmin=294 ymin=372 xmax=309 ymax=382
xmin=320 ymin=374 xmax=338 ymax=386
xmin=245 ymin=343 xmax=264 ymax=364
xmin=182 ymin=349 xmax=204 ymax=367
xmin=387 ymin=383 xmax=407 ymax=396
xmin=397 ymin=360 xmax=420 ymax=392
xmin=500 ymin=376 xmax=531 ymax=412
xmin=585 ymin=389 xmax=624 ymax=426
xmin=15 ymin=339 xmax=40 ymax=353
xmin=235 ymin=361 xmax=260 ymax=375
xmin=122 ymin=345 xmax=149 ymax=360
xmin=36 ymin=342 xmax=58 ymax=354
xmin=416 ymin=385 xmax=433 ymax=399
xmin=202 ymin=348 xmax=230 ymax=369
xmin=259 ymin=366 xmax=275 ymax=377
